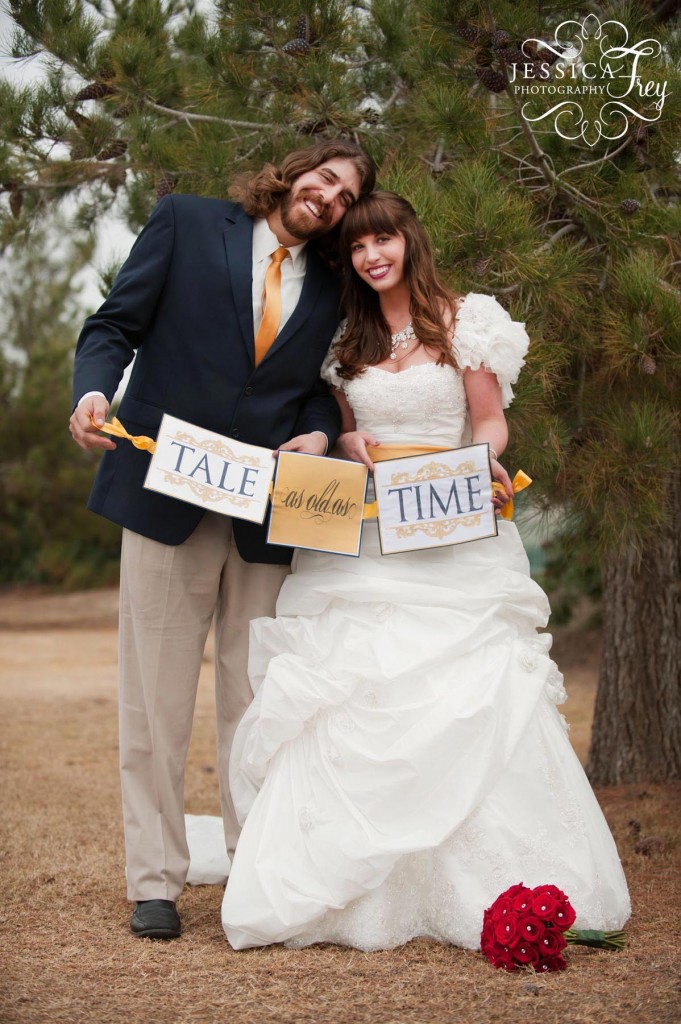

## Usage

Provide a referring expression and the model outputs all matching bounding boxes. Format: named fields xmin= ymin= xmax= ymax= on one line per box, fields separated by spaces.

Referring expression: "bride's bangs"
xmin=341 ymin=193 xmax=407 ymax=248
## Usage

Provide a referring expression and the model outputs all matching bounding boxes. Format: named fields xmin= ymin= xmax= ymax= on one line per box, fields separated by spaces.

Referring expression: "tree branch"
xmin=382 ymin=83 xmax=405 ymax=113
xmin=144 ymin=100 xmax=275 ymax=131
xmin=539 ymin=223 xmax=579 ymax=251
xmin=559 ymin=139 xmax=631 ymax=177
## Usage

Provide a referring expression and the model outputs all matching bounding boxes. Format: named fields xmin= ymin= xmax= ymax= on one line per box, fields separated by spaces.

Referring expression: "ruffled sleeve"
xmin=320 ymin=320 xmax=347 ymax=390
xmin=453 ymin=293 xmax=529 ymax=408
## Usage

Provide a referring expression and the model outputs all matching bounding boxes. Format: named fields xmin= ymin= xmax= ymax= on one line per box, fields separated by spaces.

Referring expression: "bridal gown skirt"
xmin=221 ymin=520 xmax=630 ymax=951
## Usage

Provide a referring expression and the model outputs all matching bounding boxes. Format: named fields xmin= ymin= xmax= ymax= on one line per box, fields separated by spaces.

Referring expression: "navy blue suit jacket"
xmin=73 ymin=195 xmax=342 ymax=563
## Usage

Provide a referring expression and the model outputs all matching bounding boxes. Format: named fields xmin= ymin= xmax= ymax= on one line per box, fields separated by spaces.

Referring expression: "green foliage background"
xmin=0 ymin=0 xmax=679 ymax=587
xmin=0 ymin=221 xmax=121 ymax=586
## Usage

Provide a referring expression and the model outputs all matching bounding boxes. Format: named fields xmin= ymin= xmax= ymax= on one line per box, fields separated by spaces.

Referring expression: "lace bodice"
xmin=344 ymin=363 xmax=468 ymax=447
xmin=321 ymin=293 xmax=529 ymax=447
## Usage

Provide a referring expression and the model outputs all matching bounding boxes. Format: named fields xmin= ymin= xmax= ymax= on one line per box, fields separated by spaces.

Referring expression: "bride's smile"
xmin=350 ymin=231 xmax=407 ymax=293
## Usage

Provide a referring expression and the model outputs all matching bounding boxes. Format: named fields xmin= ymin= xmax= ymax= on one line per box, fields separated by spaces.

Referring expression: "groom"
xmin=69 ymin=139 xmax=376 ymax=939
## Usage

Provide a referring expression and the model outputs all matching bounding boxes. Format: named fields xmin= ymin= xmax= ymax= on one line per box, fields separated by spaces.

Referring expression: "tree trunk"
xmin=587 ymin=472 xmax=681 ymax=784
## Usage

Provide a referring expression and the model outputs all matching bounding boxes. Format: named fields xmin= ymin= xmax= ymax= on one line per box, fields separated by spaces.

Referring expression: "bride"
xmin=220 ymin=191 xmax=630 ymax=951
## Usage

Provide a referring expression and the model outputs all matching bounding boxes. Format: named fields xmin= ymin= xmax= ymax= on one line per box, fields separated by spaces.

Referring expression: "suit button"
xmin=244 ymin=386 xmax=254 ymax=396
xmin=232 ymin=429 xmax=240 ymax=438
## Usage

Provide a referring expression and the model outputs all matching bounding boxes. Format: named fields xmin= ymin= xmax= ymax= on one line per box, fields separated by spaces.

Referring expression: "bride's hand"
xmin=337 ymin=431 xmax=380 ymax=469
xmin=491 ymin=458 xmax=513 ymax=514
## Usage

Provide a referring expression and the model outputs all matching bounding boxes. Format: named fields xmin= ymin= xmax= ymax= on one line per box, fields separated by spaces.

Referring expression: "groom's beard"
xmin=279 ymin=188 xmax=334 ymax=241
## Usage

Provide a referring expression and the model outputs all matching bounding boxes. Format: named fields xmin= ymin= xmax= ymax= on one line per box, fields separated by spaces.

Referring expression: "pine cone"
xmin=498 ymin=47 xmax=526 ymax=66
xmin=68 ymin=110 xmax=93 ymax=128
xmin=9 ymin=189 xmax=23 ymax=218
xmin=475 ymin=67 xmax=507 ymax=93
xmin=282 ymin=37 xmax=310 ymax=56
xmin=490 ymin=30 xmax=512 ymax=48
xmin=457 ymin=24 xmax=480 ymax=45
xmin=98 ymin=139 xmax=128 ymax=161
xmin=620 ymin=198 xmax=640 ymax=214
xmin=113 ymin=103 xmax=133 ymax=120
xmin=74 ymin=82 xmax=117 ymax=102
xmin=474 ymin=256 xmax=491 ymax=276
xmin=295 ymin=13 xmax=311 ymax=43
xmin=639 ymin=354 xmax=656 ymax=375
xmin=155 ymin=173 xmax=175 ymax=200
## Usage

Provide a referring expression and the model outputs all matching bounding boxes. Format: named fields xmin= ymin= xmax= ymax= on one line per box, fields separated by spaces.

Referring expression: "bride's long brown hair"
xmin=335 ymin=191 xmax=460 ymax=380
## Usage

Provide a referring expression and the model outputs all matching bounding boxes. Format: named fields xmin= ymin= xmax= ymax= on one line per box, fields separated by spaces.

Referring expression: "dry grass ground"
xmin=1 ymin=588 xmax=679 ymax=1024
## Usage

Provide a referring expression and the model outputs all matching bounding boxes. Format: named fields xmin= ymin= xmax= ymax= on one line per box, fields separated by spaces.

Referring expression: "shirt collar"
xmin=253 ymin=218 xmax=307 ymax=270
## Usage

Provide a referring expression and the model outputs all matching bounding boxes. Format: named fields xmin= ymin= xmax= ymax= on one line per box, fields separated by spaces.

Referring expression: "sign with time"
xmin=373 ymin=444 xmax=497 ymax=554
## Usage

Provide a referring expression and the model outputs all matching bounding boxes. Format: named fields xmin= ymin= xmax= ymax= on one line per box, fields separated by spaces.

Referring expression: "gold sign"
xmin=268 ymin=451 xmax=368 ymax=556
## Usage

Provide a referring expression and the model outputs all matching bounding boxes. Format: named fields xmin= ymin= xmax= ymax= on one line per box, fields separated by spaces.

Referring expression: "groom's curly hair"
xmin=230 ymin=139 xmax=376 ymax=218
xmin=334 ymin=191 xmax=461 ymax=379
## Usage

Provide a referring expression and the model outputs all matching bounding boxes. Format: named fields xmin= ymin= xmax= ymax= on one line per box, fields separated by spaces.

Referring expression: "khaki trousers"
xmin=118 ymin=512 xmax=289 ymax=902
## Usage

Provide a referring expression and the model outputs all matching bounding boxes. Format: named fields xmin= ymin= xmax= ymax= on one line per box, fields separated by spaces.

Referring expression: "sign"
xmin=268 ymin=451 xmax=368 ymax=556
xmin=374 ymin=444 xmax=497 ymax=555
xmin=144 ymin=414 xmax=275 ymax=524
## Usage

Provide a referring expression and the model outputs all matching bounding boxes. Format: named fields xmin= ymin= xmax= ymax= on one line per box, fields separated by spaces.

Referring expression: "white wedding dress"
xmin=219 ymin=294 xmax=631 ymax=951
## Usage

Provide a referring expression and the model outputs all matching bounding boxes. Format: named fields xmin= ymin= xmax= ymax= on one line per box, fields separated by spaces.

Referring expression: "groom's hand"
xmin=275 ymin=431 xmax=328 ymax=457
xmin=69 ymin=394 xmax=116 ymax=451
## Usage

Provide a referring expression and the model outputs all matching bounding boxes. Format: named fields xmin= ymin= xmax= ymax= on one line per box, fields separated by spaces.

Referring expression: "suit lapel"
xmin=261 ymin=252 xmax=326 ymax=363
xmin=223 ymin=210 xmax=255 ymax=364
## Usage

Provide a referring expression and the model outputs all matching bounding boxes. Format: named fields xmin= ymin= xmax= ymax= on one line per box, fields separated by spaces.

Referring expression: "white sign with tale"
xmin=144 ymin=414 xmax=275 ymax=524
xmin=374 ymin=444 xmax=497 ymax=554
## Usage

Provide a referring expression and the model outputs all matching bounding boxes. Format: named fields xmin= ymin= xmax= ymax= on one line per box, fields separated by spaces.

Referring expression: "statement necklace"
xmin=390 ymin=323 xmax=416 ymax=360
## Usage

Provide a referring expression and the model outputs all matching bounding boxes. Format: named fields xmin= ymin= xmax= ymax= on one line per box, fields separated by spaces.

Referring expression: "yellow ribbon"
xmin=367 ymin=443 xmax=451 ymax=463
xmin=95 ymin=422 xmax=532 ymax=523
xmin=493 ymin=470 xmax=533 ymax=520
xmin=92 ymin=415 xmax=157 ymax=454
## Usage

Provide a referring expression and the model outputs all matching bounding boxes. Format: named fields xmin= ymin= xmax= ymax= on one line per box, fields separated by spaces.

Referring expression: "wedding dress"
xmin=219 ymin=293 xmax=631 ymax=951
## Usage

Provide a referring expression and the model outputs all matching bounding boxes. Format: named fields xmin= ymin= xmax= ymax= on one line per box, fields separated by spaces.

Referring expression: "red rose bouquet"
xmin=481 ymin=883 xmax=625 ymax=973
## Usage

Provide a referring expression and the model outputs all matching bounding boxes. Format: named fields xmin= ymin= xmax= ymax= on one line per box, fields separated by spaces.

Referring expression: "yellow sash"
xmin=93 ymin=415 xmax=157 ymax=453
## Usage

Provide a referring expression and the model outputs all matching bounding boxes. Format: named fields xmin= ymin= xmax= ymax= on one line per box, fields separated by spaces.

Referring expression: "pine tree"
xmin=0 ymin=0 xmax=403 ymax=240
xmin=1 ymin=0 xmax=679 ymax=780
xmin=402 ymin=0 xmax=681 ymax=783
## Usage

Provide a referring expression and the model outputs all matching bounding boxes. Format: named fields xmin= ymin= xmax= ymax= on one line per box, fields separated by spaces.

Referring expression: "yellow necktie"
xmin=254 ymin=246 xmax=290 ymax=366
